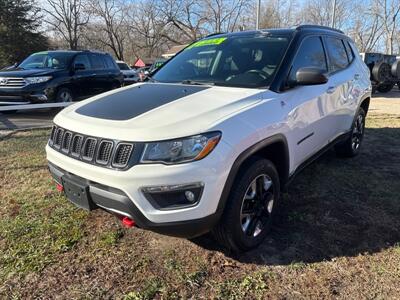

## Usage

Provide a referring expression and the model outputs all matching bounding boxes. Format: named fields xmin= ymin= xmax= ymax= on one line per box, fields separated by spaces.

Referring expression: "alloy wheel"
xmin=240 ymin=174 xmax=274 ymax=237
xmin=352 ymin=113 xmax=364 ymax=150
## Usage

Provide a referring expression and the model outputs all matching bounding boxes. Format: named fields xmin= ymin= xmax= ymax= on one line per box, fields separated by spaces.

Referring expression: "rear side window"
xmin=344 ymin=41 xmax=355 ymax=63
xmin=325 ymin=37 xmax=349 ymax=72
xmin=104 ymin=55 xmax=117 ymax=69
xmin=90 ymin=54 xmax=105 ymax=69
xmin=74 ymin=54 xmax=91 ymax=70
xmin=289 ymin=36 xmax=327 ymax=82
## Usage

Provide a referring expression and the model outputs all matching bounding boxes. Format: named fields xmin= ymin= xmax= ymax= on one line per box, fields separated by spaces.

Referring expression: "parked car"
xmin=47 ymin=25 xmax=371 ymax=251
xmin=136 ymin=66 xmax=150 ymax=81
xmin=0 ymin=50 xmax=123 ymax=106
xmin=360 ymin=52 xmax=400 ymax=93
xmin=148 ymin=58 xmax=167 ymax=74
xmin=116 ymin=60 xmax=139 ymax=85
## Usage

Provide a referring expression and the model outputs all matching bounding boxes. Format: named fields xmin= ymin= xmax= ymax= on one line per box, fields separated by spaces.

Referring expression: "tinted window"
xmin=90 ymin=54 xmax=105 ymax=69
xmin=289 ymin=36 xmax=327 ymax=81
xmin=344 ymin=41 xmax=354 ymax=62
xmin=153 ymin=34 xmax=290 ymax=88
xmin=104 ymin=56 xmax=117 ymax=69
xmin=74 ymin=54 xmax=91 ymax=70
xmin=117 ymin=62 xmax=129 ymax=70
xmin=326 ymin=37 xmax=349 ymax=72
xmin=19 ymin=52 xmax=74 ymax=70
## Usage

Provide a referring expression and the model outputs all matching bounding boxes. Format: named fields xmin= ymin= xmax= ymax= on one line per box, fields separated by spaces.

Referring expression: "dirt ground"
xmin=0 ymin=92 xmax=399 ymax=299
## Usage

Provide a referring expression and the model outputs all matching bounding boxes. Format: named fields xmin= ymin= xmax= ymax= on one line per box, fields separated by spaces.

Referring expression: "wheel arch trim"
xmin=216 ymin=134 xmax=289 ymax=213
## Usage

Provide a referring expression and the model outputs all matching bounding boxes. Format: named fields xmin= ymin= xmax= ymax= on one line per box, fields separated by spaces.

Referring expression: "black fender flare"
xmin=216 ymin=134 xmax=289 ymax=213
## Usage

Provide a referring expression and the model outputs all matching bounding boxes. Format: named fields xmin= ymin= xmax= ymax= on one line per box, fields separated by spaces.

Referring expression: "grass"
xmin=1 ymin=98 xmax=400 ymax=299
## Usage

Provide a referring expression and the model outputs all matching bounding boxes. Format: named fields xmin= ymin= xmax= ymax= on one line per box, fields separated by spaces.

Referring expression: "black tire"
xmin=212 ymin=157 xmax=280 ymax=252
xmin=391 ymin=60 xmax=400 ymax=79
xmin=372 ymin=62 xmax=391 ymax=82
xmin=56 ymin=87 xmax=74 ymax=102
xmin=376 ymin=83 xmax=394 ymax=93
xmin=335 ymin=107 xmax=366 ymax=157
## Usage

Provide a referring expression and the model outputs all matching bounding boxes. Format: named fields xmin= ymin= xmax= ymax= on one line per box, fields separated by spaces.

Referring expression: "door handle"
xmin=354 ymin=74 xmax=360 ymax=80
xmin=327 ymin=86 xmax=336 ymax=94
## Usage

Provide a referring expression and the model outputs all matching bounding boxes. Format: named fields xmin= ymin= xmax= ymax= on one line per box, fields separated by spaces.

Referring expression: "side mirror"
xmin=295 ymin=67 xmax=328 ymax=85
xmin=74 ymin=63 xmax=85 ymax=71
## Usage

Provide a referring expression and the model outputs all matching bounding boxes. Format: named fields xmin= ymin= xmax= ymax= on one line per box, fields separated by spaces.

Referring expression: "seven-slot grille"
xmin=49 ymin=125 xmax=134 ymax=169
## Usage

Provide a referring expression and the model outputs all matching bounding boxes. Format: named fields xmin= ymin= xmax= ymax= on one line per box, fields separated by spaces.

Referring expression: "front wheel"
xmin=212 ymin=157 xmax=280 ymax=252
xmin=335 ymin=107 xmax=366 ymax=157
xmin=56 ymin=88 xmax=74 ymax=103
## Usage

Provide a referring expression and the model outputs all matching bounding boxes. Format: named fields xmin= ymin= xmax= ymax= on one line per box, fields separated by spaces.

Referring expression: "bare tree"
xmin=161 ymin=0 xmax=208 ymax=43
xmin=259 ymin=0 xmax=298 ymax=29
xmin=43 ymin=0 xmax=89 ymax=50
xmin=87 ymin=0 xmax=127 ymax=59
xmin=374 ymin=0 xmax=400 ymax=54
xmin=299 ymin=0 xmax=349 ymax=29
xmin=203 ymin=0 xmax=252 ymax=33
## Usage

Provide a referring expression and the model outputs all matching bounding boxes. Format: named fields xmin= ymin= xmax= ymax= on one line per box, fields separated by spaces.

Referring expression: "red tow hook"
xmin=56 ymin=183 xmax=64 ymax=192
xmin=121 ymin=216 xmax=136 ymax=228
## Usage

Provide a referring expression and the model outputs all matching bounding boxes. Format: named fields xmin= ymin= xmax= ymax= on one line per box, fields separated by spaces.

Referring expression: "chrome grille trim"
xmin=96 ymin=140 xmax=113 ymax=165
xmin=113 ymin=143 xmax=133 ymax=168
xmin=61 ymin=131 xmax=72 ymax=153
xmin=0 ymin=77 xmax=26 ymax=88
xmin=71 ymin=135 xmax=84 ymax=157
xmin=82 ymin=138 xmax=97 ymax=161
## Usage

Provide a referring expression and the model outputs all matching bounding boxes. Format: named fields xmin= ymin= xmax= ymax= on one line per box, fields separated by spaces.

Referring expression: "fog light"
xmin=142 ymin=182 xmax=204 ymax=210
xmin=185 ymin=191 xmax=195 ymax=202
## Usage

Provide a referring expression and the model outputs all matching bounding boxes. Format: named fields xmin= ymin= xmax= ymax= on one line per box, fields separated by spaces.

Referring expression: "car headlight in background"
xmin=25 ymin=76 xmax=52 ymax=84
xmin=141 ymin=132 xmax=221 ymax=164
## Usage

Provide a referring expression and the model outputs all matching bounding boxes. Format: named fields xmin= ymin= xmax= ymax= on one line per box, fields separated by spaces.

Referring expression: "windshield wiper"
xmin=181 ymin=80 xmax=214 ymax=86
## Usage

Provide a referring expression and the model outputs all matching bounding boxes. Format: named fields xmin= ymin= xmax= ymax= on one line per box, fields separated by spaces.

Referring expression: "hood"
xmin=55 ymin=82 xmax=266 ymax=141
xmin=0 ymin=68 xmax=58 ymax=77
xmin=120 ymin=69 xmax=137 ymax=76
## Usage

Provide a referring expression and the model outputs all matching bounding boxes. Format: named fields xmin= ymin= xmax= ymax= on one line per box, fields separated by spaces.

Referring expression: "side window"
xmin=90 ymin=54 xmax=105 ymax=70
xmin=74 ymin=54 xmax=91 ymax=70
xmin=325 ymin=37 xmax=349 ymax=72
xmin=289 ymin=36 xmax=327 ymax=82
xmin=103 ymin=55 xmax=117 ymax=69
xmin=344 ymin=40 xmax=355 ymax=63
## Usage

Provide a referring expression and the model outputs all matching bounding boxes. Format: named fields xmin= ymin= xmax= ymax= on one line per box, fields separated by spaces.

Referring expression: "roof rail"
xmin=295 ymin=24 xmax=344 ymax=34
xmin=204 ymin=32 xmax=226 ymax=38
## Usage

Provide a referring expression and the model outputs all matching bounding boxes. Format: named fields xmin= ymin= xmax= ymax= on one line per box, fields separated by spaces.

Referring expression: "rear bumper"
xmin=48 ymin=162 xmax=220 ymax=238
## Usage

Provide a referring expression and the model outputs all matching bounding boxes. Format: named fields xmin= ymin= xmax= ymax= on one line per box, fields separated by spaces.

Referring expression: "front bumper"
xmin=48 ymin=162 xmax=220 ymax=237
xmin=46 ymin=140 xmax=233 ymax=236
xmin=0 ymin=83 xmax=56 ymax=104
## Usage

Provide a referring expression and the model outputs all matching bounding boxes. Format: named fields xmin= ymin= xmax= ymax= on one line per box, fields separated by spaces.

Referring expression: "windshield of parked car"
xmin=117 ymin=62 xmax=130 ymax=70
xmin=19 ymin=52 xmax=74 ymax=70
xmin=152 ymin=34 xmax=291 ymax=88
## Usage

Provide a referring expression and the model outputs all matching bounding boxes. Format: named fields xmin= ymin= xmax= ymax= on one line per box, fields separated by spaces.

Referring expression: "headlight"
xmin=25 ymin=76 xmax=52 ymax=84
xmin=141 ymin=132 xmax=221 ymax=164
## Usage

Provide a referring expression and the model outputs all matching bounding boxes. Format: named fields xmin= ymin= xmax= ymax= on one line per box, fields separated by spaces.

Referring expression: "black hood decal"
xmin=75 ymin=83 xmax=209 ymax=121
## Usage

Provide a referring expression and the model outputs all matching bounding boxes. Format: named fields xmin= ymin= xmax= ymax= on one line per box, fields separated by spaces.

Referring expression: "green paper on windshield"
xmin=187 ymin=37 xmax=227 ymax=49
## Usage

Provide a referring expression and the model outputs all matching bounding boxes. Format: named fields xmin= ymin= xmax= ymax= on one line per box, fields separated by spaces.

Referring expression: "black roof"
xmin=204 ymin=24 xmax=345 ymax=39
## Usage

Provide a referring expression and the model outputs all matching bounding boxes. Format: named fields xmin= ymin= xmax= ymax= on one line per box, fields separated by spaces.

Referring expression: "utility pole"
xmin=256 ymin=0 xmax=261 ymax=30
xmin=331 ymin=0 xmax=337 ymax=28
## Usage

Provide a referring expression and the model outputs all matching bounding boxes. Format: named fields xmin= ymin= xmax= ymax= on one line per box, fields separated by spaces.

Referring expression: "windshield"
xmin=117 ymin=62 xmax=130 ymax=70
xmin=19 ymin=52 xmax=74 ymax=70
xmin=153 ymin=34 xmax=291 ymax=88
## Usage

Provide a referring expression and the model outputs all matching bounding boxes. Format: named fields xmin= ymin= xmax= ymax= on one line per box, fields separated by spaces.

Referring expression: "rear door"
xmin=323 ymin=36 xmax=357 ymax=138
xmin=88 ymin=53 xmax=108 ymax=95
xmin=71 ymin=54 xmax=93 ymax=99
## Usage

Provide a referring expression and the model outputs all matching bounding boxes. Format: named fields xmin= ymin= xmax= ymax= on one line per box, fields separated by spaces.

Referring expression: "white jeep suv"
xmin=46 ymin=25 xmax=371 ymax=251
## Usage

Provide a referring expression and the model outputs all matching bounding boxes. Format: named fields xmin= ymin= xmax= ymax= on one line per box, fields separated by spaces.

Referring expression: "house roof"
xmin=162 ymin=44 xmax=188 ymax=58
